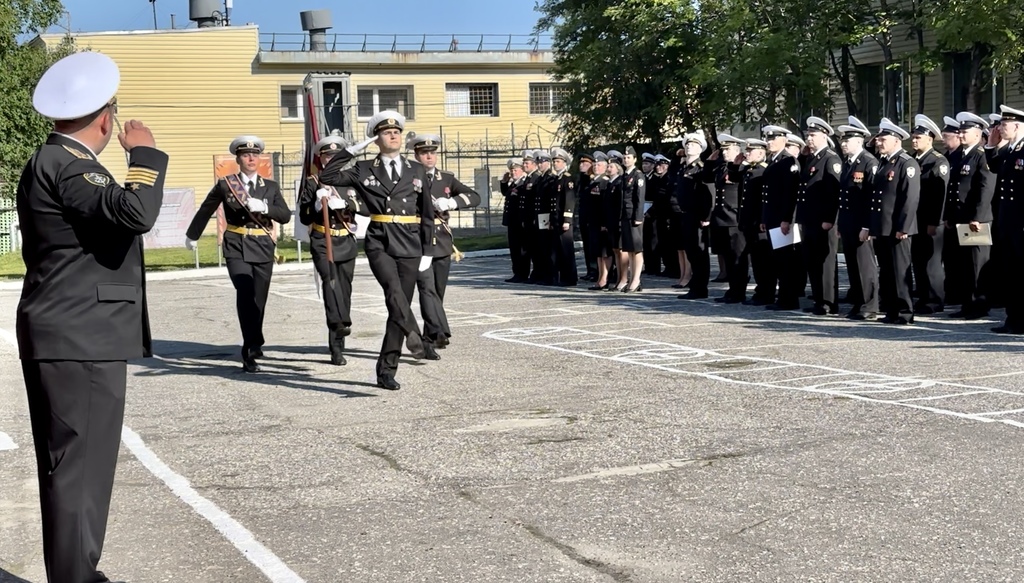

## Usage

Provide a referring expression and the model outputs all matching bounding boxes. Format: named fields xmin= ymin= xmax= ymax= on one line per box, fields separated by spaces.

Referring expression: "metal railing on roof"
xmin=258 ymin=33 xmax=553 ymax=53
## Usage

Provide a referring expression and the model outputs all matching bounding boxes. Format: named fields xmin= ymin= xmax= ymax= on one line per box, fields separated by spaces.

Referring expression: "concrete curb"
xmin=0 ymin=247 xmax=513 ymax=290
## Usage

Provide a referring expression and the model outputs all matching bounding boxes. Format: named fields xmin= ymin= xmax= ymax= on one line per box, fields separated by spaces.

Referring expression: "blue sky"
xmin=51 ymin=0 xmax=548 ymax=36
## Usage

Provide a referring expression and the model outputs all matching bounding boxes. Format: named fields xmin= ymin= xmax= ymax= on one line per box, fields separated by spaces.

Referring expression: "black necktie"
xmin=247 ymin=180 xmax=255 ymax=198
xmin=389 ymin=160 xmax=398 ymax=184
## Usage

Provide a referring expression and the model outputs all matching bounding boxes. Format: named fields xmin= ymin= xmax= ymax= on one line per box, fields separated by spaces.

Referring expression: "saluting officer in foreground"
xmin=17 ymin=51 xmax=169 ymax=583
xmin=318 ymin=111 xmax=434 ymax=390
xmin=410 ymin=133 xmax=481 ymax=351
xmin=298 ymin=132 xmax=367 ymax=365
xmin=186 ymin=136 xmax=292 ymax=373
xmin=870 ymin=119 xmax=920 ymax=325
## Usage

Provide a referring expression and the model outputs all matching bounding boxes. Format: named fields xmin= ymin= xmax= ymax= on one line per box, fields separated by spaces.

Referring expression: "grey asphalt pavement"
xmin=2 ymin=255 xmax=1024 ymax=582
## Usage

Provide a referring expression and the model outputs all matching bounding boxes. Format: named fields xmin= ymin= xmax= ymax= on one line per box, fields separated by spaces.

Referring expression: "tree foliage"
xmin=0 ymin=0 xmax=75 ymax=200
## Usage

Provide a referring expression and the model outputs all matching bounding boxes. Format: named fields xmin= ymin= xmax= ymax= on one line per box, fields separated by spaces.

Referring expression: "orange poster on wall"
xmin=211 ymin=154 xmax=278 ymax=245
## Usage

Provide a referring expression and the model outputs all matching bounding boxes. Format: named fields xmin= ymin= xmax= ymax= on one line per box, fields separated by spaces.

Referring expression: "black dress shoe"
xmin=711 ymin=275 xmax=729 ymax=283
xmin=743 ymin=297 xmax=773 ymax=306
xmin=330 ymin=352 xmax=347 ymax=366
xmin=250 ymin=347 xmax=264 ymax=358
xmin=242 ymin=354 xmax=260 ymax=373
xmin=992 ymin=325 xmax=1024 ymax=334
xmin=435 ymin=336 xmax=450 ymax=349
xmin=376 ymin=376 xmax=401 ymax=390
xmin=766 ymin=302 xmax=800 ymax=311
xmin=424 ymin=344 xmax=441 ymax=361
xmin=881 ymin=314 xmax=914 ymax=325
xmin=338 ymin=325 xmax=352 ymax=337
xmin=678 ymin=291 xmax=708 ymax=300
xmin=505 ymin=276 xmax=526 ymax=283
xmin=405 ymin=334 xmax=427 ymax=359
xmin=847 ymin=311 xmax=877 ymax=321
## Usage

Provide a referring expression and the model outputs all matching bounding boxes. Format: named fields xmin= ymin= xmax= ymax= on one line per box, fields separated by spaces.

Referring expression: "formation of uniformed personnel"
xmin=186 ymin=135 xmax=292 ymax=373
xmin=298 ymin=131 xmax=367 ymax=366
xmin=409 ymin=133 xmax=481 ymax=353
xmin=835 ymin=123 xmax=880 ymax=319
xmin=795 ymin=116 xmax=842 ymax=315
xmin=17 ymin=51 xmax=168 ymax=583
xmin=944 ymin=111 xmax=996 ymax=320
xmin=317 ymin=110 xmax=433 ymax=390
xmin=909 ymin=114 xmax=950 ymax=314
xmin=870 ymin=119 xmax=921 ymax=324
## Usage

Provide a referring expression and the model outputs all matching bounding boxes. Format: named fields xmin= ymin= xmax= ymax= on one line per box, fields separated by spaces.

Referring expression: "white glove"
xmin=246 ymin=198 xmax=268 ymax=213
xmin=433 ymin=197 xmax=457 ymax=212
xmin=346 ymin=137 xmax=376 ymax=155
xmin=328 ymin=197 xmax=347 ymax=210
xmin=418 ymin=256 xmax=432 ymax=272
xmin=185 ymin=238 xmax=198 ymax=251
xmin=314 ymin=188 xmax=331 ymax=212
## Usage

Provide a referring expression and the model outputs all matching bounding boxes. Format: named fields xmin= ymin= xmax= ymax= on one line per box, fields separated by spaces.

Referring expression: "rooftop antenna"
xmin=149 ymin=0 xmax=157 ymax=29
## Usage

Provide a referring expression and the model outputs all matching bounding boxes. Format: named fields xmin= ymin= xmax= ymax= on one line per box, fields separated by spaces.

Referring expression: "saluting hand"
xmin=118 ymin=120 xmax=155 ymax=151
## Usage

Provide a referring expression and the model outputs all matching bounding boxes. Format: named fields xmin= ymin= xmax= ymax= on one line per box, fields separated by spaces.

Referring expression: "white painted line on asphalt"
xmin=120 ymin=427 xmax=306 ymax=583
xmin=0 ymin=329 xmax=304 ymax=582
xmin=482 ymin=326 xmax=1024 ymax=430
xmin=553 ymin=458 xmax=702 ymax=483
xmin=896 ymin=390 xmax=995 ymax=402
xmin=0 ymin=432 xmax=17 ymax=451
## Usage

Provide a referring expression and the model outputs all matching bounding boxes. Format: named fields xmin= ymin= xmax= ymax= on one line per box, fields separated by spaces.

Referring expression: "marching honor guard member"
xmin=186 ymin=135 xmax=292 ymax=373
xmin=870 ymin=119 xmax=921 ymax=324
xmin=909 ymin=115 xmax=950 ymax=314
xmin=318 ymin=110 xmax=434 ymax=391
xmin=17 ymin=51 xmax=168 ymax=583
xmin=410 ymin=133 xmax=481 ymax=350
xmin=299 ymin=131 xmax=367 ymax=365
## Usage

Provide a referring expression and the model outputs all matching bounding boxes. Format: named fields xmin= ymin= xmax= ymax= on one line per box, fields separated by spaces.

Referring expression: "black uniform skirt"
xmin=619 ymin=220 xmax=643 ymax=252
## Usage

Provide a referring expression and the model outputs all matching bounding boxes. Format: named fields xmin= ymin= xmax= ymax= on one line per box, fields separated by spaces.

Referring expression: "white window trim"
xmin=279 ymin=85 xmax=303 ymax=122
xmin=444 ymin=83 xmax=498 ymax=118
xmin=529 ymin=83 xmax=567 ymax=116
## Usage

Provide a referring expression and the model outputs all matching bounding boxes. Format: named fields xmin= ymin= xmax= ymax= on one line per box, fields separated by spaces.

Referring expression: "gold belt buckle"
xmin=390 ymin=215 xmax=401 ymax=223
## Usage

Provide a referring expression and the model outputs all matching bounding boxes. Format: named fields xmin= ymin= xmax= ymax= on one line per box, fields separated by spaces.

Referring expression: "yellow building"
xmin=36 ymin=21 xmax=563 ymax=236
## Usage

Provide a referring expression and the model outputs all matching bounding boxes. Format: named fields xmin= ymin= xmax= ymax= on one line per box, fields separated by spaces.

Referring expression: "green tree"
xmin=0 ymin=0 xmax=76 ymax=200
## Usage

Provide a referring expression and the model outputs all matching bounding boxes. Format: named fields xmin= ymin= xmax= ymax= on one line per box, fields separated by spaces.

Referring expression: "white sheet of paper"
xmin=643 ymin=201 xmax=653 ymax=215
xmin=956 ymin=223 xmax=992 ymax=246
xmin=537 ymin=214 xmax=551 ymax=230
xmin=769 ymin=225 xmax=801 ymax=249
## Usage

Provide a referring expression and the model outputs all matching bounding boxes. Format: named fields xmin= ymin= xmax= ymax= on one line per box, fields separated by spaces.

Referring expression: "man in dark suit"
xmin=550 ymin=147 xmax=579 ymax=286
xmin=409 ymin=133 xmax=481 ymax=351
xmin=500 ymin=157 xmax=528 ymax=282
xmin=318 ymin=110 xmax=434 ymax=390
xmin=16 ymin=51 xmax=168 ymax=583
xmin=909 ymin=115 xmax=950 ymax=314
xmin=944 ymin=111 xmax=996 ymax=319
xmin=870 ymin=118 xmax=921 ymax=325
xmin=186 ymin=135 xmax=292 ymax=372
xmin=760 ymin=125 xmax=802 ymax=310
xmin=736 ymin=139 xmax=773 ymax=305
xmin=795 ymin=116 xmax=843 ymax=316
xmin=711 ymin=134 xmax=747 ymax=303
xmin=298 ymin=132 xmax=369 ymax=365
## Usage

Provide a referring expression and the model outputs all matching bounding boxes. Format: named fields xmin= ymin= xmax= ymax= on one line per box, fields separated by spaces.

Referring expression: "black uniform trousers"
xmin=942 ymin=225 xmax=964 ymax=306
xmin=553 ymin=228 xmax=578 ymax=285
xmin=741 ymin=230 xmax=775 ymax=302
xmin=911 ymin=229 xmax=945 ymax=308
xmin=310 ymin=243 xmax=355 ymax=332
xmin=956 ymin=238 xmax=991 ymax=314
xmin=714 ymin=226 xmax=746 ymax=299
xmin=841 ymin=236 xmax=879 ymax=314
xmin=365 ymin=248 xmax=420 ymax=378
xmin=643 ymin=216 xmax=662 ymax=274
xmin=772 ymin=242 xmax=803 ymax=308
xmin=659 ymin=216 xmax=680 ymax=278
xmin=875 ymin=236 xmax=914 ymax=318
xmin=508 ymin=221 xmax=530 ymax=280
xmin=417 ymin=255 xmax=452 ymax=341
xmin=226 ymin=257 xmax=273 ymax=350
xmin=802 ymin=225 xmax=839 ymax=310
xmin=23 ymin=360 xmax=126 ymax=583
xmin=579 ymin=215 xmax=597 ymax=277
xmin=681 ymin=217 xmax=710 ymax=294
xmin=1000 ymin=230 xmax=1024 ymax=330
xmin=529 ymin=226 xmax=554 ymax=283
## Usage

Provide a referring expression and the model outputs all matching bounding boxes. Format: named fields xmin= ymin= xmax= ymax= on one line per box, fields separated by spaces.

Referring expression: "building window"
xmin=945 ymin=52 xmax=1005 ymax=113
xmin=280 ymin=86 xmax=302 ymax=120
xmin=529 ymin=83 xmax=568 ymax=115
xmin=357 ymin=86 xmax=414 ymax=120
xmin=855 ymin=63 xmax=909 ymax=126
xmin=444 ymin=84 xmax=498 ymax=117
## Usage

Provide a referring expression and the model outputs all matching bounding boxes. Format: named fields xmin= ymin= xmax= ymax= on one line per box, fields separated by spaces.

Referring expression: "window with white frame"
xmin=529 ymin=83 xmax=568 ymax=115
xmin=279 ymin=86 xmax=303 ymax=120
xmin=357 ymin=86 xmax=415 ymax=119
xmin=444 ymin=83 xmax=498 ymax=117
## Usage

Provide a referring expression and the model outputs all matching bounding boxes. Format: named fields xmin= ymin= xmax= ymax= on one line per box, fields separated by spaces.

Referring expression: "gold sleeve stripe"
xmin=563 ymin=212 xmax=574 ymax=218
xmin=126 ymin=169 xmax=159 ymax=186
xmin=62 ymin=145 xmax=92 ymax=159
xmin=458 ymin=193 xmax=472 ymax=205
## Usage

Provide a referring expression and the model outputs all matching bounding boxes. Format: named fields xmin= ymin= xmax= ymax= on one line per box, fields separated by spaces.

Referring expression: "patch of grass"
xmin=0 ymin=232 xmax=508 ymax=280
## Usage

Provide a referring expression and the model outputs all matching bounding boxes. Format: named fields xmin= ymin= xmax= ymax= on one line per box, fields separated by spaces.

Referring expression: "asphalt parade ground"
xmin=3 ymin=254 xmax=1024 ymax=582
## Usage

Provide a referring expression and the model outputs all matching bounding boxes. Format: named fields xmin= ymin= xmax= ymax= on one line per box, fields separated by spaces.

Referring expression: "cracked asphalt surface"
xmin=3 ymin=255 xmax=1024 ymax=582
